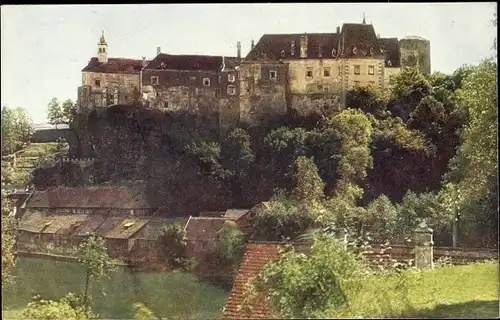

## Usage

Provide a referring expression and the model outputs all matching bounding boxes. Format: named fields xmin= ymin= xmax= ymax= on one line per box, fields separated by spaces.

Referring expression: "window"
xmin=306 ymin=68 xmax=313 ymax=78
xmin=151 ymin=76 xmax=159 ymax=85
xmin=95 ymin=79 xmax=101 ymax=87
xmin=323 ymin=86 xmax=329 ymax=93
xmin=354 ymin=81 xmax=360 ymax=87
xmin=291 ymin=41 xmax=296 ymax=56
xmin=280 ymin=50 xmax=286 ymax=58
xmin=227 ymin=85 xmax=236 ymax=95
xmin=387 ymin=60 xmax=392 ymax=67
xmin=354 ymin=65 xmax=361 ymax=75
xmin=156 ymin=91 xmax=160 ymax=97
xmin=203 ymin=78 xmax=211 ymax=87
xmin=215 ymin=88 xmax=221 ymax=98
xmin=332 ymin=48 xmax=337 ymax=57
xmin=228 ymin=73 xmax=235 ymax=83
xmin=368 ymin=65 xmax=375 ymax=75
xmin=218 ymin=76 xmax=222 ymax=84
xmin=323 ymin=68 xmax=331 ymax=77
xmin=269 ymin=70 xmax=277 ymax=79
xmin=338 ymin=66 xmax=341 ymax=76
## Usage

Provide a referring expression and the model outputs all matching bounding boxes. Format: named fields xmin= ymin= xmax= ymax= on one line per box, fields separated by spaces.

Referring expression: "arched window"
xmin=281 ymin=50 xmax=286 ymax=58
xmin=331 ymin=48 xmax=337 ymax=57
xmin=369 ymin=47 xmax=374 ymax=55
xmin=352 ymin=47 xmax=358 ymax=55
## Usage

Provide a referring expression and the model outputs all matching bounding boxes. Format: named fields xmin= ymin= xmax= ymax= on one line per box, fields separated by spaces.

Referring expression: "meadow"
xmin=2 ymin=257 xmax=228 ymax=320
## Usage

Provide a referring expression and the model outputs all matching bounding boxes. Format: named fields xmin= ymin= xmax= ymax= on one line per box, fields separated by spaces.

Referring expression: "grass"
xmin=333 ymin=261 xmax=499 ymax=318
xmin=2 ymin=257 xmax=228 ymax=320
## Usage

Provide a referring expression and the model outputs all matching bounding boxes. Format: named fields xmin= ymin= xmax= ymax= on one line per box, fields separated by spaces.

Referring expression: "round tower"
xmin=399 ymin=36 xmax=431 ymax=75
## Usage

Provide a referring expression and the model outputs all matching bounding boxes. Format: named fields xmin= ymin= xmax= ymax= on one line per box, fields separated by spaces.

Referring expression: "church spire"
xmin=98 ymin=30 xmax=108 ymax=63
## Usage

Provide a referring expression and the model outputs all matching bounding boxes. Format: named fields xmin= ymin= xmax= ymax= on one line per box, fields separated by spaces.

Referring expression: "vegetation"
xmin=157 ymin=223 xmax=192 ymax=270
xmin=2 ymin=257 xmax=228 ymax=320
xmin=21 ymin=293 xmax=96 ymax=320
xmin=1 ymin=105 xmax=33 ymax=155
xmin=77 ymin=234 xmax=117 ymax=311
xmin=47 ymin=97 xmax=77 ymax=127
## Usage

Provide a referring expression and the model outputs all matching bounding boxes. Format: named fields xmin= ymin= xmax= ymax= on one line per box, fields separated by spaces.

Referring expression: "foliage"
xmin=289 ymin=156 xmax=325 ymax=206
xmin=21 ymin=293 xmax=96 ymax=320
xmin=243 ymin=232 xmax=368 ymax=318
xmin=77 ymin=234 xmax=117 ymax=309
xmin=345 ymin=84 xmax=390 ymax=118
xmin=133 ymin=302 xmax=159 ymax=320
xmin=1 ymin=207 xmax=17 ymax=287
xmin=221 ymin=128 xmax=255 ymax=179
xmin=362 ymin=194 xmax=398 ymax=241
xmin=1 ymin=105 xmax=34 ymax=155
xmin=47 ymin=97 xmax=76 ymax=126
xmin=217 ymin=220 xmax=245 ymax=262
xmin=248 ymin=197 xmax=313 ymax=242
xmin=185 ymin=140 xmax=230 ymax=182
xmin=157 ymin=223 xmax=189 ymax=269
xmin=389 ymin=67 xmax=432 ymax=121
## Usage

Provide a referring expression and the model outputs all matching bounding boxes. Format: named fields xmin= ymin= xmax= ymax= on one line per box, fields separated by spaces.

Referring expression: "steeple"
xmin=98 ymin=30 xmax=108 ymax=63
xmin=362 ymin=13 xmax=366 ymax=24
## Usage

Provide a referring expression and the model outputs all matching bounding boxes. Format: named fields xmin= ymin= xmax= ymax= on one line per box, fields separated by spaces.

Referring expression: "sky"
xmin=1 ymin=3 xmax=497 ymax=124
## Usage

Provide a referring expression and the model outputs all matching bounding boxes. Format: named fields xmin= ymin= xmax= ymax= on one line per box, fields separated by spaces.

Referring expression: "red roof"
xmin=82 ymin=57 xmax=146 ymax=74
xmin=25 ymin=187 xmax=151 ymax=209
xmin=223 ymin=243 xmax=284 ymax=320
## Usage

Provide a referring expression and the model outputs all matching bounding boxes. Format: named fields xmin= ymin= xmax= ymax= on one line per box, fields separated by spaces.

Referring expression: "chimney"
xmin=336 ymin=26 xmax=340 ymax=34
xmin=377 ymin=33 xmax=380 ymax=39
xmin=251 ymin=39 xmax=255 ymax=50
xmin=237 ymin=41 xmax=241 ymax=59
xmin=300 ymin=33 xmax=308 ymax=58
xmin=157 ymin=46 xmax=161 ymax=55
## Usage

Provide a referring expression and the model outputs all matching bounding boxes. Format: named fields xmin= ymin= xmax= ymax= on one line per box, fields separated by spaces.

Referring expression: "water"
xmin=2 ymin=257 xmax=228 ymax=319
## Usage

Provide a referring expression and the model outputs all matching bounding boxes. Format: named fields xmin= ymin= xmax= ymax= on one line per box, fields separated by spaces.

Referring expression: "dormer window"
xmin=387 ymin=60 xmax=392 ymax=67
xmin=194 ymin=63 xmax=200 ymax=69
xmin=352 ymin=47 xmax=358 ymax=55
xmin=203 ymin=78 xmax=211 ymax=87
xmin=369 ymin=47 xmax=375 ymax=55
xmin=331 ymin=48 xmax=337 ymax=57
xmin=280 ymin=50 xmax=286 ymax=58
xmin=228 ymin=73 xmax=235 ymax=83
xmin=318 ymin=45 xmax=323 ymax=58
xmin=227 ymin=85 xmax=236 ymax=96
xmin=151 ymin=76 xmax=159 ymax=85
xmin=291 ymin=41 xmax=296 ymax=56
xmin=160 ymin=62 xmax=166 ymax=69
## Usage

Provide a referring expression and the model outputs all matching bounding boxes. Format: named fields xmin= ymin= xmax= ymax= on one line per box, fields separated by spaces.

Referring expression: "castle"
xmin=77 ymin=20 xmax=431 ymax=128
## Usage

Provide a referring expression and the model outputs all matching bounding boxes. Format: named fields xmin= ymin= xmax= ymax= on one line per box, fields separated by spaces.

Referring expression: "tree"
xmin=217 ymin=220 xmax=245 ymax=262
xmin=243 ymin=232 xmax=368 ymax=319
xmin=157 ymin=223 xmax=188 ymax=269
xmin=1 ymin=105 xmax=33 ymax=155
xmin=22 ymin=293 xmax=95 ymax=320
xmin=62 ymin=99 xmax=77 ymax=125
xmin=345 ymin=85 xmax=389 ymax=118
xmin=77 ymin=235 xmax=117 ymax=310
xmin=289 ymin=156 xmax=325 ymax=207
xmin=221 ymin=128 xmax=255 ymax=179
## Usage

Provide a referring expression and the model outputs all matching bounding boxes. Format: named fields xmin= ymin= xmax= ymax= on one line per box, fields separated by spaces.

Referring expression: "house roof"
xmin=25 ymin=187 xmax=152 ymax=209
xmin=72 ymin=215 xmax=108 ymax=237
xmin=144 ymin=53 xmax=238 ymax=72
xmin=244 ymin=23 xmax=389 ymax=62
xmin=224 ymin=209 xmax=249 ymax=221
xmin=184 ymin=217 xmax=226 ymax=241
xmin=104 ymin=218 xmax=149 ymax=239
xmin=18 ymin=211 xmax=87 ymax=234
xmin=18 ymin=211 xmax=51 ymax=233
xmin=199 ymin=211 xmax=225 ymax=218
xmin=82 ymin=57 xmax=145 ymax=74
xmin=378 ymin=37 xmax=401 ymax=68
xmin=133 ymin=217 xmax=189 ymax=240
xmin=245 ymin=33 xmax=341 ymax=61
xmin=40 ymin=214 xmax=88 ymax=234
xmin=246 ymin=201 xmax=271 ymax=218
xmin=340 ymin=23 xmax=383 ymax=59
xmin=223 ymin=243 xmax=284 ymax=320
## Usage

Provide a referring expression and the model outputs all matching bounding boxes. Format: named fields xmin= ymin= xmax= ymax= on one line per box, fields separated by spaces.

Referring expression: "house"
xmin=235 ymin=202 xmax=271 ymax=237
xmin=183 ymin=216 xmax=227 ymax=258
xmin=223 ymin=242 xmax=284 ymax=320
xmin=98 ymin=217 xmax=150 ymax=259
xmin=24 ymin=186 xmax=156 ymax=217
xmin=71 ymin=214 xmax=108 ymax=246
xmin=16 ymin=211 xmax=87 ymax=251
xmin=130 ymin=217 xmax=190 ymax=265
xmin=238 ymin=20 xmax=430 ymax=124
xmin=78 ymin=32 xmax=147 ymax=112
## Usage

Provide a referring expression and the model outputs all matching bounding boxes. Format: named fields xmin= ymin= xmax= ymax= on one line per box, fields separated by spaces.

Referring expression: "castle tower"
xmin=399 ymin=36 xmax=431 ymax=75
xmin=98 ymin=31 xmax=108 ymax=63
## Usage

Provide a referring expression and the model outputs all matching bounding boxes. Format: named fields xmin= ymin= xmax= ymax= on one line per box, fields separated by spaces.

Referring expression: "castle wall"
xmin=81 ymin=72 xmax=141 ymax=109
xmin=384 ymin=67 xmax=401 ymax=89
xmin=287 ymin=59 xmax=343 ymax=94
xmin=399 ymin=38 xmax=431 ymax=75
xmin=141 ymin=69 xmax=239 ymax=118
xmin=238 ymin=61 xmax=287 ymax=125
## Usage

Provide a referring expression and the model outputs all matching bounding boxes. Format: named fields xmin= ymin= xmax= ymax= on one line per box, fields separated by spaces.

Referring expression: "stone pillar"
xmin=413 ymin=222 xmax=434 ymax=269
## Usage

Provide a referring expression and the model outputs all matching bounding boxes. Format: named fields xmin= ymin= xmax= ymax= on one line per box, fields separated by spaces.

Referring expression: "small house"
xmin=183 ymin=217 xmax=226 ymax=258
